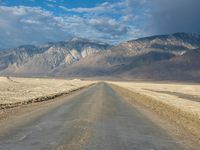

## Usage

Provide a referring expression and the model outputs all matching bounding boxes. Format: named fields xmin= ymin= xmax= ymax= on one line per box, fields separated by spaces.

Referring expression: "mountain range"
xmin=0 ymin=33 xmax=200 ymax=82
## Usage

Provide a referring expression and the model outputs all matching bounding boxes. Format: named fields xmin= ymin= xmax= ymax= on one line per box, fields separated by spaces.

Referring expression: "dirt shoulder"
xmin=111 ymin=84 xmax=200 ymax=150
xmin=0 ymin=83 xmax=94 ymax=110
xmin=0 ymin=84 xmax=95 ymax=137
xmin=0 ymin=77 xmax=96 ymax=104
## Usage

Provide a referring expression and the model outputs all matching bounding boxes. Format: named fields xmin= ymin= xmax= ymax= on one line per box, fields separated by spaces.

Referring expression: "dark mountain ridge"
xmin=122 ymin=48 xmax=200 ymax=82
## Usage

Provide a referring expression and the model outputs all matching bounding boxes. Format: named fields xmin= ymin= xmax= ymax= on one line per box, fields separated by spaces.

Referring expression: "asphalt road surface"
xmin=0 ymin=83 xmax=186 ymax=150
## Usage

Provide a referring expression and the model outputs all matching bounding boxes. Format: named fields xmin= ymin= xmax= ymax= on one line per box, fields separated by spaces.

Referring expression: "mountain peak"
xmin=69 ymin=37 xmax=89 ymax=42
xmin=68 ymin=37 xmax=110 ymax=46
xmin=172 ymin=32 xmax=200 ymax=39
xmin=119 ymin=32 xmax=200 ymax=53
xmin=68 ymin=36 xmax=100 ymax=43
xmin=172 ymin=32 xmax=199 ymax=36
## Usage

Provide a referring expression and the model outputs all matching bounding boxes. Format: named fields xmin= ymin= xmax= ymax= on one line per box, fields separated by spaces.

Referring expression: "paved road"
xmin=0 ymin=83 xmax=185 ymax=150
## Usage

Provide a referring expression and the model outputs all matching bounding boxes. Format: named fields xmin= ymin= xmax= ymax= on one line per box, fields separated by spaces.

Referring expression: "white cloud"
xmin=0 ymin=0 xmax=197 ymax=49
xmin=60 ymin=1 xmax=124 ymax=14
xmin=0 ymin=1 xmax=148 ymax=49
xmin=57 ymin=0 xmax=148 ymax=43
xmin=20 ymin=19 xmax=41 ymax=25
xmin=0 ymin=6 xmax=71 ymax=49
xmin=60 ymin=2 xmax=108 ymax=13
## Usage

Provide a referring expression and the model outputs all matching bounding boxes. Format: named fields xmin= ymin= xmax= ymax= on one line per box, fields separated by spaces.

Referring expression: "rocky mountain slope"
xmin=54 ymin=51 xmax=175 ymax=77
xmin=0 ymin=33 xmax=200 ymax=82
xmin=0 ymin=37 xmax=111 ymax=76
xmin=122 ymin=48 xmax=200 ymax=82
xmin=53 ymin=33 xmax=200 ymax=81
xmin=112 ymin=33 xmax=200 ymax=55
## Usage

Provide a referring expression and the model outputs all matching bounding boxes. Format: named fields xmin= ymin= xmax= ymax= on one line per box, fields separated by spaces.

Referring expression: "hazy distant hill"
xmin=0 ymin=33 xmax=200 ymax=82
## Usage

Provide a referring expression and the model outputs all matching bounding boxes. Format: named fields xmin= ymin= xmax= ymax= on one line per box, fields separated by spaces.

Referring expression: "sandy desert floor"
xmin=109 ymin=81 xmax=200 ymax=117
xmin=0 ymin=76 xmax=95 ymax=104
xmin=109 ymin=81 xmax=200 ymax=141
xmin=0 ymin=78 xmax=199 ymax=149
xmin=1 ymin=83 xmax=197 ymax=150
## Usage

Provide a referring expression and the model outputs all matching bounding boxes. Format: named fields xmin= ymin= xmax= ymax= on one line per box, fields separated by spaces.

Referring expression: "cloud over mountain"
xmin=0 ymin=6 xmax=71 ymax=49
xmin=0 ymin=0 xmax=199 ymax=49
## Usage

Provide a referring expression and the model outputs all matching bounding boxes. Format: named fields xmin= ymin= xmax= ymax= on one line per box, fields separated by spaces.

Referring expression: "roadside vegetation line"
xmin=111 ymin=84 xmax=200 ymax=139
xmin=0 ymin=83 xmax=95 ymax=110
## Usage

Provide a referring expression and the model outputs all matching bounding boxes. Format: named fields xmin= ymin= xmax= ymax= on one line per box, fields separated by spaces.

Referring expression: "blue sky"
xmin=0 ymin=0 xmax=199 ymax=49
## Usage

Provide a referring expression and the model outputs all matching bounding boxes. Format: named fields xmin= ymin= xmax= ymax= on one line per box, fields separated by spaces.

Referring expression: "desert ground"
xmin=109 ymin=81 xmax=200 ymax=119
xmin=0 ymin=77 xmax=199 ymax=150
xmin=0 ymin=77 xmax=95 ymax=104
xmin=109 ymin=81 xmax=200 ymax=141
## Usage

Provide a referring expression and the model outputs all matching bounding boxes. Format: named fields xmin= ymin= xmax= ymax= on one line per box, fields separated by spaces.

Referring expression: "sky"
xmin=0 ymin=0 xmax=199 ymax=49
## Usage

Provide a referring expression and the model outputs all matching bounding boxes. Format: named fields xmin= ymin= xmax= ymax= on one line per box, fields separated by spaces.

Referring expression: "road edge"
xmin=0 ymin=83 xmax=96 ymax=110
xmin=110 ymin=84 xmax=200 ymax=143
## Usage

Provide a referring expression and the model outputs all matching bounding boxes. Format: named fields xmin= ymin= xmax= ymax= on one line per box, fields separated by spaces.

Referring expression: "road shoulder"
xmin=110 ymin=84 xmax=200 ymax=150
xmin=0 ymin=84 xmax=95 ymax=137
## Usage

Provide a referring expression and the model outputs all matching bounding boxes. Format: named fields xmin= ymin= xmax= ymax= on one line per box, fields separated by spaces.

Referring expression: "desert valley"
xmin=0 ymin=0 xmax=200 ymax=149
xmin=0 ymin=33 xmax=200 ymax=149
